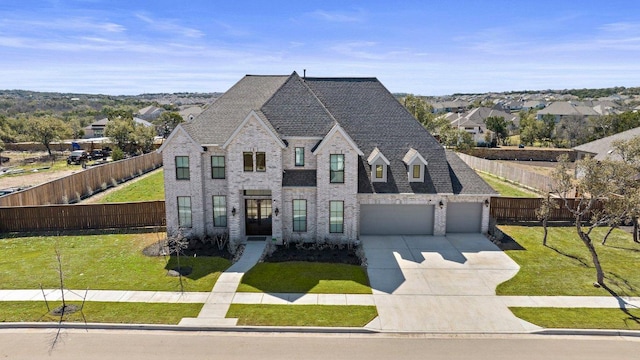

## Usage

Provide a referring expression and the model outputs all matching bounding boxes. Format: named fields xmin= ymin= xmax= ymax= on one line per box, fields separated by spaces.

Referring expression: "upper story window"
xmin=295 ymin=147 xmax=305 ymax=167
xmin=256 ymin=152 xmax=266 ymax=172
xmin=243 ymin=152 xmax=253 ymax=172
xmin=367 ymin=147 xmax=389 ymax=183
xmin=175 ymin=156 xmax=190 ymax=180
xmin=412 ymin=164 xmax=421 ymax=179
xmin=330 ymin=154 xmax=344 ymax=183
xmin=211 ymin=156 xmax=225 ymax=179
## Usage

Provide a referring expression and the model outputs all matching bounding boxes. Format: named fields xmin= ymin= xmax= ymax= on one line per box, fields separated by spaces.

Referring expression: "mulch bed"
xmin=142 ymin=240 xmax=234 ymax=259
xmin=265 ymin=244 xmax=362 ymax=265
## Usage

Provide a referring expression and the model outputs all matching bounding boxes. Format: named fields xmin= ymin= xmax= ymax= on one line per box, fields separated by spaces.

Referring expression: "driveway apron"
xmin=362 ymin=234 xmax=539 ymax=332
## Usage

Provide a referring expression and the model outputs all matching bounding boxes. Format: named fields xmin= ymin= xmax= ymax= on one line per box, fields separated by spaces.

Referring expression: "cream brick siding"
xmin=282 ymin=187 xmax=317 ymax=242
xmin=161 ymin=129 xmax=205 ymax=237
xmin=202 ymin=147 xmax=229 ymax=236
xmin=225 ymin=114 xmax=285 ymax=245
xmin=282 ymin=138 xmax=321 ymax=170
xmin=314 ymin=130 xmax=360 ymax=242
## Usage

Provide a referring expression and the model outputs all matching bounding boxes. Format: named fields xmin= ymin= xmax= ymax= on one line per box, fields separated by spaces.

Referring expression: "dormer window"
xmin=367 ymin=147 xmax=390 ymax=182
xmin=403 ymin=148 xmax=427 ymax=183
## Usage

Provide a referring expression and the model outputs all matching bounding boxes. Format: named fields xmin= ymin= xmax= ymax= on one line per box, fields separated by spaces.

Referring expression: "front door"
xmin=245 ymin=199 xmax=272 ymax=235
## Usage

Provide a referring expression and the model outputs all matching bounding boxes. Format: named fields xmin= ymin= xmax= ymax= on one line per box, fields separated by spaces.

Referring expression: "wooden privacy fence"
xmin=0 ymin=201 xmax=166 ymax=232
xmin=457 ymin=152 xmax=555 ymax=193
xmin=0 ymin=152 xmax=162 ymax=207
xmin=490 ymin=197 xmax=605 ymax=222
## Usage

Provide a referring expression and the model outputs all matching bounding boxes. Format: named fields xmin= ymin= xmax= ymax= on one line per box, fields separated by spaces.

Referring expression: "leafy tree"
xmin=551 ymin=154 xmax=636 ymax=286
xmin=111 ymin=146 xmax=125 ymax=161
xmin=156 ymin=111 xmax=184 ymax=138
xmin=0 ymin=115 xmax=17 ymax=143
xmin=402 ymin=95 xmax=449 ymax=134
xmin=538 ymin=114 xmax=556 ymax=146
xmin=484 ymin=116 xmax=509 ymax=146
xmin=556 ymin=116 xmax=590 ymax=147
xmin=132 ymin=124 xmax=157 ymax=153
xmin=26 ymin=116 xmax=72 ymax=155
xmin=105 ymin=117 xmax=135 ymax=153
xmin=440 ymin=127 xmax=475 ymax=150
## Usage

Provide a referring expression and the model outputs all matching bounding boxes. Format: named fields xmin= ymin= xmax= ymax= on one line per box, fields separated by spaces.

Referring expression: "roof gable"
xmin=312 ymin=123 xmax=364 ymax=156
xmin=367 ymin=147 xmax=390 ymax=165
xmin=157 ymin=123 xmax=202 ymax=153
xmin=222 ymin=110 xmax=286 ymax=149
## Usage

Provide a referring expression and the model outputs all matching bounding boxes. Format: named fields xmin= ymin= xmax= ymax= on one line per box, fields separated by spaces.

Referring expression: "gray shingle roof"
xmin=573 ymin=126 xmax=640 ymax=161
xmin=303 ymin=77 xmax=453 ymax=194
xmin=282 ymin=170 xmax=317 ymax=187
xmin=184 ymin=75 xmax=288 ymax=145
xmin=445 ymin=151 xmax=497 ymax=195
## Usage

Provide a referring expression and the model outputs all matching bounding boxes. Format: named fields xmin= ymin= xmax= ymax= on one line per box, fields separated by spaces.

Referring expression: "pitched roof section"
xmin=445 ymin=151 xmax=497 ymax=195
xmin=573 ymin=126 xmax=640 ymax=161
xmin=304 ymin=77 xmax=453 ymax=194
xmin=185 ymin=75 xmax=289 ymax=145
xmin=282 ymin=170 xmax=317 ymax=187
xmin=261 ymin=73 xmax=336 ymax=137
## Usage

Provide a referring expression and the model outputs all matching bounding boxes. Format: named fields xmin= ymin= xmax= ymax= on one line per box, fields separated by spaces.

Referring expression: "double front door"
xmin=245 ymin=199 xmax=272 ymax=235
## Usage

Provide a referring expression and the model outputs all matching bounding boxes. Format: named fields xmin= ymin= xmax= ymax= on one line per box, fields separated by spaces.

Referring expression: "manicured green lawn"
xmin=236 ymin=262 xmax=372 ymax=294
xmin=0 ymin=301 xmax=202 ymax=325
xmin=478 ymin=172 xmax=539 ymax=198
xmin=510 ymin=307 xmax=640 ymax=330
xmin=227 ymin=304 xmax=377 ymax=327
xmin=99 ymin=169 xmax=164 ymax=203
xmin=497 ymin=225 xmax=640 ymax=296
xmin=0 ymin=233 xmax=230 ymax=292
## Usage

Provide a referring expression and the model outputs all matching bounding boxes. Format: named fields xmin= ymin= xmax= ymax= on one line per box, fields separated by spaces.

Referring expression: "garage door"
xmin=446 ymin=202 xmax=482 ymax=233
xmin=360 ymin=204 xmax=434 ymax=235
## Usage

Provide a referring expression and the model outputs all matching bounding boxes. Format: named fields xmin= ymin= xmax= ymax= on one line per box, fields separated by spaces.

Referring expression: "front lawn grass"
xmin=477 ymin=172 xmax=539 ymax=198
xmin=0 ymin=301 xmax=202 ymax=325
xmin=227 ymin=304 xmax=377 ymax=327
xmin=497 ymin=225 xmax=640 ymax=296
xmin=236 ymin=262 xmax=372 ymax=294
xmin=0 ymin=233 xmax=230 ymax=292
xmin=510 ymin=307 xmax=640 ymax=330
xmin=99 ymin=169 xmax=164 ymax=203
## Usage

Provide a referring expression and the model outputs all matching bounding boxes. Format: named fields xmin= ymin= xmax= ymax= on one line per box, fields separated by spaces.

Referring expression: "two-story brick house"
xmin=159 ymin=72 xmax=496 ymax=245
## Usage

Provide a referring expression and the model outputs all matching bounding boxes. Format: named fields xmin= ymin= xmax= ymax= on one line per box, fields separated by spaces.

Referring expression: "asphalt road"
xmin=1 ymin=330 xmax=639 ymax=360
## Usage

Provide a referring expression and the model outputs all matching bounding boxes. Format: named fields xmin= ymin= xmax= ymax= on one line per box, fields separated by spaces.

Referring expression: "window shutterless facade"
xmin=256 ymin=152 xmax=266 ymax=172
xmin=330 ymin=154 xmax=345 ymax=183
xmin=295 ymin=147 xmax=305 ymax=166
xmin=177 ymin=196 xmax=192 ymax=228
xmin=292 ymin=199 xmax=307 ymax=232
xmin=212 ymin=195 xmax=227 ymax=227
xmin=211 ymin=156 xmax=225 ymax=179
xmin=175 ymin=156 xmax=190 ymax=180
xmin=243 ymin=152 xmax=253 ymax=171
xmin=329 ymin=200 xmax=344 ymax=233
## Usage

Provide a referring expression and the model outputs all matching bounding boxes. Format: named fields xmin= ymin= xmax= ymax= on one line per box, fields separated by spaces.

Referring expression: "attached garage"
xmin=360 ymin=204 xmax=434 ymax=235
xmin=446 ymin=202 xmax=482 ymax=233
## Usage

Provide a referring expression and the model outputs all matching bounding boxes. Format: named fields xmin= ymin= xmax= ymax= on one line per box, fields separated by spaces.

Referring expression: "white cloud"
xmin=308 ymin=9 xmax=366 ymax=23
xmin=135 ymin=13 xmax=204 ymax=38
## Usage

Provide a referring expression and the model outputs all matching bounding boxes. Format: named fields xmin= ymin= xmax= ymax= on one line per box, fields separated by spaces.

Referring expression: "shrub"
xmin=111 ymin=147 xmax=125 ymax=161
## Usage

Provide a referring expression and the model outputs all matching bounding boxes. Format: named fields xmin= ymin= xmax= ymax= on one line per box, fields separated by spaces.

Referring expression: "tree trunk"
xmin=601 ymin=225 xmax=616 ymax=245
xmin=576 ymin=221 xmax=605 ymax=286
xmin=634 ymin=218 xmax=639 ymax=243
xmin=542 ymin=218 xmax=548 ymax=246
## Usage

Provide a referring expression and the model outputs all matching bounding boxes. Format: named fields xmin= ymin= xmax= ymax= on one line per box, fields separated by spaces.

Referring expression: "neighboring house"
xmin=137 ymin=105 xmax=165 ymax=121
xmin=536 ymin=101 xmax=600 ymax=122
xmin=431 ymin=99 xmax=470 ymax=114
xmin=83 ymin=117 xmax=154 ymax=139
xmin=158 ymin=72 xmax=496 ymax=245
xmin=522 ymin=100 xmax=546 ymax=111
xmin=446 ymin=107 xmax=518 ymax=144
xmin=178 ymin=106 xmax=204 ymax=121
xmin=573 ymin=126 xmax=640 ymax=161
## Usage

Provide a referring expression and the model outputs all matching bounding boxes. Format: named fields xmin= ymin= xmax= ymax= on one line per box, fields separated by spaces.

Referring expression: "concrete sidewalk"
xmin=1 ymin=289 xmax=638 ymax=308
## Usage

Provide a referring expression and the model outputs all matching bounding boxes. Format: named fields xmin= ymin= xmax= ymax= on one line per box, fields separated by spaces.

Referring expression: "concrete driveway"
xmin=362 ymin=234 xmax=540 ymax=333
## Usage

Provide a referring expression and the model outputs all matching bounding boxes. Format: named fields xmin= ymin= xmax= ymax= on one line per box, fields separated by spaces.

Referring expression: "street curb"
xmin=534 ymin=329 xmax=640 ymax=338
xmin=1 ymin=323 xmax=639 ymax=337
xmin=0 ymin=322 xmax=376 ymax=334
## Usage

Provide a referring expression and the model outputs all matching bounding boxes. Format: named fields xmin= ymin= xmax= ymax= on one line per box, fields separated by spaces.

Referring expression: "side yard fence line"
xmin=0 ymin=201 xmax=166 ymax=232
xmin=0 ymin=152 xmax=162 ymax=207
xmin=457 ymin=152 xmax=554 ymax=193
xmin=490 ymin=197 xmax=604 ymax=222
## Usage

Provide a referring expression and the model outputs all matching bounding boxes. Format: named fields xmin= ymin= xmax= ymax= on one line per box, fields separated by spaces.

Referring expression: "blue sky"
xmin=1 ymin=0 xmax=640 ymax=95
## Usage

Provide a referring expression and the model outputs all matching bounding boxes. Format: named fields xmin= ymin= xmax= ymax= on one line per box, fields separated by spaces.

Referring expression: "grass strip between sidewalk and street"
xmin=0 ymin=301 xmax=203 ymax=325
xmin=227 ymin=304 xmax=377 ymax=327
xmin=237 ymin=262 xmax=372 ymax=294
xmin=496 ymin=225 xmax=640 ymax=297
xmin=510 ymin=307 xmax=640 ymax=330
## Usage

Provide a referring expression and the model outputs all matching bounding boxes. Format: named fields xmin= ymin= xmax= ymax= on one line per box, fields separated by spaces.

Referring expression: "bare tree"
xmin=535 ymin=193 xmax=558 ymax=246
xmin=166 ymin=230 xmax=190 ymax=293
